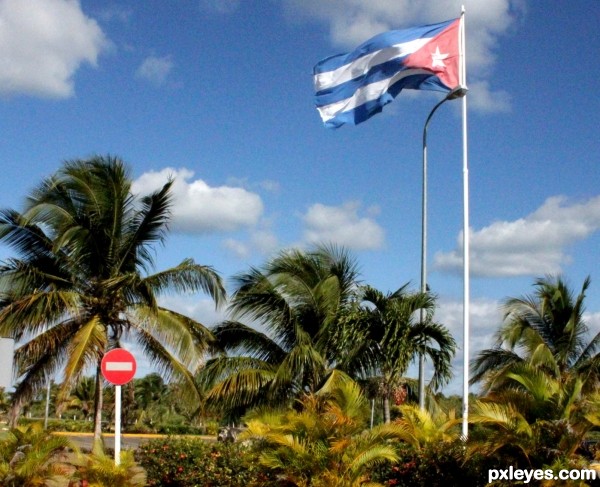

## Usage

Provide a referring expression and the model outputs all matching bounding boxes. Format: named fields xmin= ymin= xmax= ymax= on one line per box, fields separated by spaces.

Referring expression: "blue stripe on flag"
xmin=315 ymin=56 xmax=450 ymax=107
xmin=321 ymin=72 xmax=445 ymax=128
xmin=313 ymin=18 xmax=458 ymax=128
xmin=314 ymin=20 xmax=454 ymax=75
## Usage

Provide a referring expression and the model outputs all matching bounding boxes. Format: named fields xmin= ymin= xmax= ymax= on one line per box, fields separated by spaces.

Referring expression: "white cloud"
xmin=223 ymin=238 xmax=251 ymax=259
xmin=225 ymin=177 xmax=281 ymax=194
xmin=584 ymin=312 xmax=600 ymax=333
xmin=285 ymin=0 xmax=524 ymax=112
xmin=132 ymin=167 xmax=264 ymax=234
xmin=467 ymin=80 xmax=511 ymax=113
xmin=0 ymin=0 xmax=108 ymax=98
xmin=301 ymin=201 xmax=385 ymax=250
xmin=223 ymin=225 xmax=279 ymax=260
xmin=432 ymin=296 xmax=502 ymax=394
xmin=434 ymin=195 xmax=600 ymax=277
xmin=136 ymin=55 xmax=174 ymax=87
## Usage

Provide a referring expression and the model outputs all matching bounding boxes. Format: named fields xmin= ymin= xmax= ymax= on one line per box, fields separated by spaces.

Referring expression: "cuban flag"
xmin=314 ymin=19 xmax=461 ymax=128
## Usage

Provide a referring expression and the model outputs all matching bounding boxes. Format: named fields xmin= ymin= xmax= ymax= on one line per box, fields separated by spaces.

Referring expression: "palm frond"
xmin=143 ymin=258 xmax=226 ymax=307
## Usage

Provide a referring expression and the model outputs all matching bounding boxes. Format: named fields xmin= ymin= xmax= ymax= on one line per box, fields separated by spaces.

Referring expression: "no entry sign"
xmin=101 ymin=348 xmax=137 ymax=385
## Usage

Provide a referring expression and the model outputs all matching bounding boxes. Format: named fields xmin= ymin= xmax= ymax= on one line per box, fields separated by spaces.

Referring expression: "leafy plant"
xmin=72 ymin=442 xmax=146 ymax=487
xmin=240 ymin=374 xmax=406 ymax=487
xmin=136 ymin=437 xmax=267 ymax=487
xmin=0 ymin=422 xmax=78 ymax=487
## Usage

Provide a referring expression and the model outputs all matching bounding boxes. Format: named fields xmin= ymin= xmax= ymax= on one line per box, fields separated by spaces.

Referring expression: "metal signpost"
xmin=101 ymin=348 xmax=137 ymax=465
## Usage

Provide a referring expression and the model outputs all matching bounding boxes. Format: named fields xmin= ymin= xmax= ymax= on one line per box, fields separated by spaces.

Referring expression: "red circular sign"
xmin=101 ymin=348 xmax=137 ymax=385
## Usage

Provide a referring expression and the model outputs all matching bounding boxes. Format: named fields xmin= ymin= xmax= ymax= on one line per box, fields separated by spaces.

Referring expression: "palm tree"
xmin=469 ymin=365 xmax=600 ymax=465
xmin=58 ymin=376 xmax=96 ymax=420
xmin=200 ymin=244 xmax=360 ymax=414
xmin=392 ymin=403 xmax=459 ymax=449
xmin=0 ymin=422 xmax=78 ymax=487
xmin=470 ymin=277 xmax=600 ymax=468
xmin=134 ymin=373 xmax=168 ymax=411
xmin=240 ymin=374 xmax=405 ymax=487
xmin=0 ymin=156 xmax=226 ymax=441
xmin=471 ymin=276 xmax=600 ymax=394
xmin=341 ymin=285 xmax=456 ymax=423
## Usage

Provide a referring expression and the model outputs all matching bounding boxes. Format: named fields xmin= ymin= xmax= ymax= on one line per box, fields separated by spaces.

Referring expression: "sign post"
xmin=101 ymin=348 xmax=137 ymax=465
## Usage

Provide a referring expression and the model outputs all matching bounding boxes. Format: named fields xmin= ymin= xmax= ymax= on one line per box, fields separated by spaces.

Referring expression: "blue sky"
xmin=0 ymin=0 xmax=599 ymax=394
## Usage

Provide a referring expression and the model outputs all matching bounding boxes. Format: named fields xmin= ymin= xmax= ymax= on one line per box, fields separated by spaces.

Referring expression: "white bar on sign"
xmin=106 ymin=362 xmax=133 ymax=371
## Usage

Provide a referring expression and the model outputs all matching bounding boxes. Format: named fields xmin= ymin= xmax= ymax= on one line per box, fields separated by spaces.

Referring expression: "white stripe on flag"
xmin=317 ymin=68 xmax=432 ymax=122
xmin=106 ymin=362 xmax=133 ymax=371
xmin=314 ymin=37 xmax=431 ymax=91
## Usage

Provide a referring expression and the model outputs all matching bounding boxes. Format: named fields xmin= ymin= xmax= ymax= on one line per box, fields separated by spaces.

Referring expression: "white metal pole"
xmin=460 ymin=6 xmax=471 ymax=440
xmin=115 ymin=385 xmax=121 ymax=465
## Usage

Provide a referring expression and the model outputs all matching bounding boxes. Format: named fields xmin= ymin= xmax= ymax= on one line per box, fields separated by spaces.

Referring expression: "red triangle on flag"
xmin=404 ymin=19 xmax=460 ymax=89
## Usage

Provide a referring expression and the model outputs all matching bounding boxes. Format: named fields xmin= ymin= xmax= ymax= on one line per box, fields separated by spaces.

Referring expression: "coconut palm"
xmin=471 ymin=276 xmax=600 ymax=394
xmin=341 ymin=285 xmax=456 ymax=423
xmin=0 ymin=156 xmax=225 ymax=441
xmin=200 ymin=244 xmax=360 ymax=414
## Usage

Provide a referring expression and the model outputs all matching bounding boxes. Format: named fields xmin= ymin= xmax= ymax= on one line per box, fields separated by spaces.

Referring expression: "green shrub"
xmin=136 ymin=437 xmax=276 ymax=486
xmin=154 ymin=423 xmax=205 ymax=435
xmin=372 ymin=441 xmax=495 ymax=487
xmin=18 ymin=417 xmax=94 ymax=432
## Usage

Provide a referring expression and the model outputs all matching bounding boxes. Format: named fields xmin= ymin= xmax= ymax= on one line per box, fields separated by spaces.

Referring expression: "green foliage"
xmin=0 ymin=422 xmax=78 ymax=487
xmin=136 ymin=437 xmax=272 ymax=487
xmin=471 ymin=276 xmax=600 ymax=394
xmin=201 ymin=244 xmax=362 ymax=417
xmin=392 ymin=403 xmax=459 ymax=449
xmin=0 ymin=156 xmax=226 ymax=435
xmin=19 ymin=418 xmax=94 ymax=433
xmin=72 ymin=442 xmax=146 ymax=487
xmin=468 ymin=277 xmax=600 ymax=472
xmin=372 ymin=441 xmax=495 ymax=487
xmin=240 ymin=377 xmax=408 ymax=487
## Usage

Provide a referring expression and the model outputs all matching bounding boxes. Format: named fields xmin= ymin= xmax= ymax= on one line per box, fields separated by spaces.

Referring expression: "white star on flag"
xmin=431 ymin=46 xmax=449 ymax=68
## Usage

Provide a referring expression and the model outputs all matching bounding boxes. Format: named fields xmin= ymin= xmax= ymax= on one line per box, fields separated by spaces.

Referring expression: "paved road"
xmin=53 ymin=432 xmax=215 ymax=451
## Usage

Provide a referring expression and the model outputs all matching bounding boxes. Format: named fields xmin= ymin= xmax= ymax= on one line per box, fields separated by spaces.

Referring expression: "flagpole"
xmin=460 ymin=5 xmax=471 ymax=440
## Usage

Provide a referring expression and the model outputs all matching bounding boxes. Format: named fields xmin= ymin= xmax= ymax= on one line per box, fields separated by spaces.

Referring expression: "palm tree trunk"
xmin=93 ymin=363 xmax=104 ymax=443
xmin=8 ymin=400 xmax=21 ymax=429
xmin=383 ymin=395 xmax=391 ymax=424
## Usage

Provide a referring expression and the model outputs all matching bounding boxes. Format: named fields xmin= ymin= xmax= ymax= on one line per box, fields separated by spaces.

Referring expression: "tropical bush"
xmin=372 ymin=441 xmax=493 ymax=487
xmin=0 ymin=422 xmax=78 ymax=487
xmin=18 ymin=417 xmax=94 ymax=433
xmin=72 ymin=442 xmax=146 ymax=487
xmin=136 ymin=437 xmax=272 ymax=487
xmin=239 ymin=374 xmax=411 ymax=487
